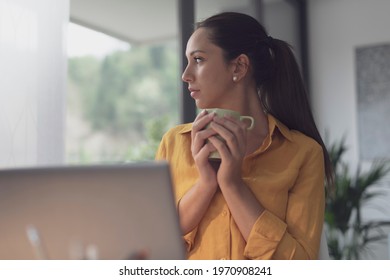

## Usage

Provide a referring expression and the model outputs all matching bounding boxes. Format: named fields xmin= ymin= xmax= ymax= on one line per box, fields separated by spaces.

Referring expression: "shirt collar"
xmin=178 ymin=114 xmax=293 ymax=142
xmin=178 ymin=123 xmax=193 ymax=134
xmin=267 ymin=114 xmax=293 ymax=142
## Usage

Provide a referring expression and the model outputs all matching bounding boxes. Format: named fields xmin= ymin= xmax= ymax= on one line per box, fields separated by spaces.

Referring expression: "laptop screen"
xmin=0 ymin=161 xmax=185 ymax=260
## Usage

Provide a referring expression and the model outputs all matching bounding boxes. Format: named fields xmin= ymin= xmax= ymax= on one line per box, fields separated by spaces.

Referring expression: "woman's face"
xmin=182 ymin=28 xmax=235 ymax=109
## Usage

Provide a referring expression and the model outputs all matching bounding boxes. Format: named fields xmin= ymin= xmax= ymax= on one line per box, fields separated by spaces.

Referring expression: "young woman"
xmin=156 ymin=12 xmax=333 ymax=260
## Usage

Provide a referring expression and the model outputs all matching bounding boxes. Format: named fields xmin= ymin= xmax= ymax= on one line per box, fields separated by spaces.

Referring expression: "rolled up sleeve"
xmin=244 ymin=144 xmax=325 ymax=259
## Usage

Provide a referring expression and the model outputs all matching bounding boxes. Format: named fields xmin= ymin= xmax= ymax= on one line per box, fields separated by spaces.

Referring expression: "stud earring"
xmin=233 ymin=76 xmax=238 ymax=82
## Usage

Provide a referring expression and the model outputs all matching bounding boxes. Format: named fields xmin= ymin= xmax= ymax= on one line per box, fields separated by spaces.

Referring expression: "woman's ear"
xmin=231 ymin=54 xmax=250 ymax=82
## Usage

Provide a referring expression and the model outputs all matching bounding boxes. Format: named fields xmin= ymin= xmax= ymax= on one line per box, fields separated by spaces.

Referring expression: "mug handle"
xmin=240 ymin=116 xmax=254 ymax=130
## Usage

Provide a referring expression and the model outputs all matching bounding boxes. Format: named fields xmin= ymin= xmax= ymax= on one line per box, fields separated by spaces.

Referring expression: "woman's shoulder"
xmin=270 ymin=115 xmax=322 ymax=152
xmin=288 ymin=129 xmax=323 ymax=161
xmin=291 ymin=130 xmax=321 ymax=147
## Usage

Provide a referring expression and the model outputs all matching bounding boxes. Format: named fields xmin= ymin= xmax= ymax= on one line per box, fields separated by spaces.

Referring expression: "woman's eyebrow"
xmin=189 ymin=50 xmax=207 ymax=56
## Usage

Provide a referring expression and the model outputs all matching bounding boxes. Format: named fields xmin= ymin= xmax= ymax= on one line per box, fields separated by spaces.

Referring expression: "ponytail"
xmin=260 ymin=39 xmax=334 ymax=190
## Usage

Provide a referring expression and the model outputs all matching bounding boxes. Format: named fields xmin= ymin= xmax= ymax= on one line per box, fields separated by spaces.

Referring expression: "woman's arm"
xmin=244 ymin=145 xmax=325 ymax=259
xmin=178 ymin=179 xmax=218 ymax=234
xmin=218 ymin=179 xmax=264 ymax=241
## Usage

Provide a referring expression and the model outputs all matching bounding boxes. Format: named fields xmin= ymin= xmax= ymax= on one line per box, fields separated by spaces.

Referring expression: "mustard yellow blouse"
xmin=155 ymin=114 xmax=325 ymax=260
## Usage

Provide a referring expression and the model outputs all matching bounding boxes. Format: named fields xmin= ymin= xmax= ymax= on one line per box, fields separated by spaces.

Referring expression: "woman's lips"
xmin=189 ymin=88 xmax=200 ymax=99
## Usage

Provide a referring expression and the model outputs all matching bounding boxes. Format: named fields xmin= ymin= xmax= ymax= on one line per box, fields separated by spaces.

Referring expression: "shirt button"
xmin=222 ymin=210 xmax=228 ymax=216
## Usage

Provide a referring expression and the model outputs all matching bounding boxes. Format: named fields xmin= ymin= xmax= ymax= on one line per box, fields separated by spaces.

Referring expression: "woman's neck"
xmin=238 ymin=86 xmax=269 ymax=136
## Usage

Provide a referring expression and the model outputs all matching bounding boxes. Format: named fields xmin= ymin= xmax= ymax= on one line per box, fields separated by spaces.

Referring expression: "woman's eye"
xmin=194 ymin=57 xmax=203 ymax=63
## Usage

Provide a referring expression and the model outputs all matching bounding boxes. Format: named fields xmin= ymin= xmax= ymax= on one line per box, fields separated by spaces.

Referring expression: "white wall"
xmin=263 ymin=0 xmax=301 ymax=66
xmin=309 ymin=0 xmax=390 ymax=165
xmin=309 ymin=0 xmax=390 ymax=259
xmin=0 ymin=0 xmax=69 ymax=167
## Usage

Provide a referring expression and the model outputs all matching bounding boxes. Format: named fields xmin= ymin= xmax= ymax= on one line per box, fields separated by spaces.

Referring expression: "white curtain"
xmin=0 ymin=0 xmax=68 ymax=167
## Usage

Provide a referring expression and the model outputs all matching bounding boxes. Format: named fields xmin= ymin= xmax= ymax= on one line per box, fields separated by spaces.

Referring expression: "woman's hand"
xmin=208 ymin=115 xmax=248 ymax=187
xmin=191 ymin=110 xmax=219 ymax=189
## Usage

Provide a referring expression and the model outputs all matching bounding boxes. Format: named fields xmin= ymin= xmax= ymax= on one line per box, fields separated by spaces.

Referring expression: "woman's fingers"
xmin=192 ymin=128 xmax=218 ymax=155
xmin=207 ymin=135 xmax=229 ymax=158
xmin=191 ymin=110 xmax=214 ymax=134
xmin=210 ymin=116 xmax=247 ymax=158
xmin=191 ymin=111 xmax=217 ymax=155
xmin=196 ymin=141 xmax=217 ymax=160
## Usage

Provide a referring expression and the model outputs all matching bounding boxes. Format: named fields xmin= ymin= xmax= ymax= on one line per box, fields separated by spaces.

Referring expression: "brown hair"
xmin=196 ymin=12 xmax=334 ymax=189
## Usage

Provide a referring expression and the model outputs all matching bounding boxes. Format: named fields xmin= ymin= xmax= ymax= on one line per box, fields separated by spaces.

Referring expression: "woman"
xmin=156 ymin=12 xmax=333 ymax=260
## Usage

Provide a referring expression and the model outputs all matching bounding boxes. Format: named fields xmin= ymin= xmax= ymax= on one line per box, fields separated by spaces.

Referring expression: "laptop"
xmin=0 ymin=161 xmax=185 ymax=260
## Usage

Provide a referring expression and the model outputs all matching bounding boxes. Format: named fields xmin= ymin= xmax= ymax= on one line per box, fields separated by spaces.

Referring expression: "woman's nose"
xmin=181 ymin=65 xmax=192 ymax=83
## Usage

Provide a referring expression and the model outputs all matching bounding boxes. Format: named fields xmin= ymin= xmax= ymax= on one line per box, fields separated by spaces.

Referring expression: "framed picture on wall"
xmin=356 ymin=43 xmax=390 ymax=160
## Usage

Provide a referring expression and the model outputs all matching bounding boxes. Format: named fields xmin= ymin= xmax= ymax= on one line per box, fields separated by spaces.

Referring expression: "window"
xmin=0 ymin=0 xmax=67 ymax=168
xmin=66 ymin=23 xmax=179 ymax=164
